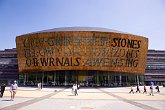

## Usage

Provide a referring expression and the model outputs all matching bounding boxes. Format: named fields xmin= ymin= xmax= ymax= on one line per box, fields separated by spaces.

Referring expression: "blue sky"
xmin=0 ymin=0 xmax=165 ymax=50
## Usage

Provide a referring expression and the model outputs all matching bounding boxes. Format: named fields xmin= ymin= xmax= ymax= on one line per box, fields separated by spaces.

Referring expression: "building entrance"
xmin=19 ymin=70 xmax=143 ymax=87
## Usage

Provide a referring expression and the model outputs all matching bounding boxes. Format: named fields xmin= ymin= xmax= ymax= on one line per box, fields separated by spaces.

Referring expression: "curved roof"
xmin=29 ymin=27 xmax=129 ymax=34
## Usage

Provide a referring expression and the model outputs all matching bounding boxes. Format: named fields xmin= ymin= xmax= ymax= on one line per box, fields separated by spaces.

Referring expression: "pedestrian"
xmin=77 ymin=83 xmax=80 ymax=90
xmin=143 ymin=85 xmax=147 ymax=94
xmin=10 ymin=80 xmax=18 ymax=101
xmin=38 ymin=82 xmax=42 ymax=90
xmin=149 ymin=85 xmax=154 ymax=96
xmin=155 ymin=85 xmax=160 ymax=93
xmin=72 ymin=84 xmax=78 ymax=96
xmin=0 ymin=82 xmax=6 ymax=98
xmin=136 ymin=84 xmax=140 ymax=93
xmin=129 ymin=85 xmax=134 ymax=94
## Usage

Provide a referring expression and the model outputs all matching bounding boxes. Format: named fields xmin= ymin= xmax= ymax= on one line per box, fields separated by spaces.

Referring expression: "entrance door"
xmin=77 ymin=70 xmax=96 ymax=87
xmin=78 ymin=71 xmax=87 ymax=82
xmin=78 ymin=71 xmax=87 ymax=86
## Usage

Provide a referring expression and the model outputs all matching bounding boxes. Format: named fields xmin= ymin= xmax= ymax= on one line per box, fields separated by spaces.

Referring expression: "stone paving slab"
xmin=112 ymin=93 xmax=165 ymax=100
xmin=0 ymin=97 xmax=34 ymax=109
xmin=50 ymin=91 xmax=116 ymax=100
xmin=0 ymin=89 xmax=65 ymax=110
xmin=101 ymin=86 xmax=165 ymax=101
xmin=64 ymin=88 xmax=102 ymax=93
xmin=3 ymin=90 xmax=53 ymax=98
xmin=17 ymin=99 xmax=144 ymax=110
xmin=135 ymin=101 xmax=165 ymax=110
xmin=101 ymin=86 xmax=164 ymax=93
xmin=99 ymin=88 xmax=165 ymax=110
xmin=5 ymin=86 xmax=63 ymax=92
xmin=0 ymin=87 xmax=165 ymax=110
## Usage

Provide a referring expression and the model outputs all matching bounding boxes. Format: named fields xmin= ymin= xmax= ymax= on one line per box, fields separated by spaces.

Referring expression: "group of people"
xmin=129 ymin=84 xmax=160 ymax=96
xmin=0 ymin=80 xmax=18 ymax=101
xmin=72 ymin=83 xmax=80 ymax=96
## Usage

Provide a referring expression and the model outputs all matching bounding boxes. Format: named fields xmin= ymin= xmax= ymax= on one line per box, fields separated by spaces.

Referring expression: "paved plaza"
xmin=0 ymin=86 xmax=165 ymax=110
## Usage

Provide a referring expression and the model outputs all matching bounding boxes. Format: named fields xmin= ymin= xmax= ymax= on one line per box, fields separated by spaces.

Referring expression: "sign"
xmin=16 ymin=31 xmax=148 ymax=74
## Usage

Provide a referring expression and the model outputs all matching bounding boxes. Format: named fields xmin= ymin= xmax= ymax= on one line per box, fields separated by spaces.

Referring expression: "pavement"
xmin=0 ymin=86 xmax=165 ymax=110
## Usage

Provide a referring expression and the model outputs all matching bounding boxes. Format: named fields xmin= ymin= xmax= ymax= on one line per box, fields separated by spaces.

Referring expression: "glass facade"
xmin=19 ymin=70 xmax=142 ymax=87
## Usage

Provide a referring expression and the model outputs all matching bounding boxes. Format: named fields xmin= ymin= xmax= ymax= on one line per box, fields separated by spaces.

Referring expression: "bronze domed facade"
xmin=16 ymin=27 xmax=148 ymax=86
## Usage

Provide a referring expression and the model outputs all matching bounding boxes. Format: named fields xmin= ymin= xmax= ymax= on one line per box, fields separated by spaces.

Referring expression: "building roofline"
xmin=22 ymin=27 xmax=130 ymax=35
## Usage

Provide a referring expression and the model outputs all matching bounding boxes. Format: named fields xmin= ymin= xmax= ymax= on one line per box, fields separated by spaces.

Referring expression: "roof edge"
xmin=23 ymin=27 xmax=130 ymax=35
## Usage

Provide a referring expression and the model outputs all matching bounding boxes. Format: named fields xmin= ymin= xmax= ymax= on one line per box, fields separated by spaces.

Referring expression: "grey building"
xmin=0 ymin=48 xmax=18 ymax=85
xmin=145 ymin=50 xmax=165 ymax=85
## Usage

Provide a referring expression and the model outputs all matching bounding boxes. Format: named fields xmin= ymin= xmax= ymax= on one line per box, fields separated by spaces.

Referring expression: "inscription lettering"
xmin=21 ymin=33 xmax=144 ymax=71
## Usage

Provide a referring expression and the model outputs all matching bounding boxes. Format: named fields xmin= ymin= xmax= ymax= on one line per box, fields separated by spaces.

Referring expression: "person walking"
xmin=143 ymin=85 xmax=147 ymax=94
xmin=149 ymin=85 xmax=154 ymax=96
xmin=136 ymin=84 xmax=140 ymax=93
xmin=10 ymin=80 xmax=18 ymax=101
xmin=72 ymin=84 xmax=78 ymax=96
xmin=129 ymin=85 xmax=134 ymax=94
xmin=77 ymin=83 xmax=80 ymax=90
xmin=0 ymin=82 xmax=6 ymax=98
xmin=156 ymin=85 xmax=160 ymax=93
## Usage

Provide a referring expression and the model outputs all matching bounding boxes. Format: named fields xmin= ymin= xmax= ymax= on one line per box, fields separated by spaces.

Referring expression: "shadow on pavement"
xmin=68 ymin=95 xmax=76 ymax=96
xmin=1 ymin=99 xmax=12 ymax=101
